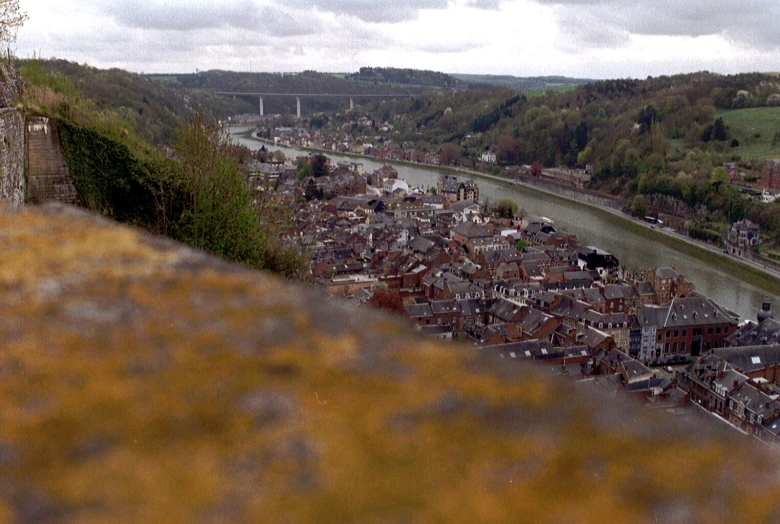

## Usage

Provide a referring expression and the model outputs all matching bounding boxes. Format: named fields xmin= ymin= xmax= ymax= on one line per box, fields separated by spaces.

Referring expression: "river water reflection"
xmin=232 ymin=127 xmax=779 ymax=320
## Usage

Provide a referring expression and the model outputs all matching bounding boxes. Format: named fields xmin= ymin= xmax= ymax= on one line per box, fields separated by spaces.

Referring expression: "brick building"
xmin=760 ymin=159 xmax=780 ymax=192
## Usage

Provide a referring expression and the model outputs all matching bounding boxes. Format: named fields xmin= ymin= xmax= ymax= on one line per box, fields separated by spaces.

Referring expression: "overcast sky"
xmin=14 ymin=0 xmax=780 ymax=79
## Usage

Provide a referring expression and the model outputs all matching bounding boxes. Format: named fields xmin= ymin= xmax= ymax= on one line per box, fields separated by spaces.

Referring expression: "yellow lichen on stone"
xmin=0 ymin=204 xmax=779 ymax=522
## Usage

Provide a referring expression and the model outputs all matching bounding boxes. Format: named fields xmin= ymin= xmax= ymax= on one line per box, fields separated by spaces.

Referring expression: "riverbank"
xmin=235 ymin=127 xmax=780 ymax=287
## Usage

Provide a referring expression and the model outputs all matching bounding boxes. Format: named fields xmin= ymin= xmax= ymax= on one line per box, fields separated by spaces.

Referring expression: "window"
xmin=672 ymin=342 xmax=678 ymax=353
xmin=666 ymin=330 xmax=671 ymax=338
xmin=707 ymin=328 xmax=713 ymax=335
xmin=664 ymin=343 xmax=670 ymax=354
xmin=681 ymin=342 xmax=686 ymax=352
xmin=683 ymin=330 xmax=687 ymax=337
xmin=716 ymin=327 xmax=721 ymax=334
xmin=674 ymin=330 xmax=679 ymax=337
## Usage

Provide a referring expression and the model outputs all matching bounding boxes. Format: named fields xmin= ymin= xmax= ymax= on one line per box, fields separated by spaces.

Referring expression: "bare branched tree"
xmin=0 ymin=0 xmax=27 ymax=43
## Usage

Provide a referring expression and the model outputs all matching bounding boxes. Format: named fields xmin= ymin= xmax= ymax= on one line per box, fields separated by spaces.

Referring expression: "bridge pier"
xmin=259 ymin=96 xmax=264 ymax=117
xmin=296 ymin=97 xmax=301 ymax=119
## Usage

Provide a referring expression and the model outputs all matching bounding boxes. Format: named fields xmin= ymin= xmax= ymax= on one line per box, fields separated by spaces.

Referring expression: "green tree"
xmin=296 ymin=158 xmax=314 ymax=179
xmin=175 ymin=111 xmax=224 ymax=250
xmin=311 ymin=154 xmax=330 ymax=178
xmin=495 ymin=198 xmax=518 ymax=218
xmin=173 ymin=111 xmax=306 ymax=277
xmin=710 ymin=166 xmax=728 ymax=192
xmin=712 ymin=117 xmax=727 ymax=141
xmin=272 ymin=150 xmax=286 ymax=164
xmin=630 ymin=194 xmax=648 ymax=217
xmin=577 ymin=145 xmax=593 ymax=167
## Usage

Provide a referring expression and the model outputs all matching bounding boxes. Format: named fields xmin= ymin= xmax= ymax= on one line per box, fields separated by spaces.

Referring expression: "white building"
xmin=480 ymin=151 xmax=497 ymax=164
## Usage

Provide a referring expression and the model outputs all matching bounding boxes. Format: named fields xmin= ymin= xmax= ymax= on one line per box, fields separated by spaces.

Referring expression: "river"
xmin=231 ymin=126 xmax=780 ymax=321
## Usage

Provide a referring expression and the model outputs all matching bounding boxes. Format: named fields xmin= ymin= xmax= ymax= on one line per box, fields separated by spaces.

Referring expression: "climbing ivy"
xmin=58 ymin=120 xmax=182 ymax=231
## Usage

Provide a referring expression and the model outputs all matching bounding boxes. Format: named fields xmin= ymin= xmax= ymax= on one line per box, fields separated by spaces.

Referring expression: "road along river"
xmin=231 ymin=127 xmax=780 ymax=320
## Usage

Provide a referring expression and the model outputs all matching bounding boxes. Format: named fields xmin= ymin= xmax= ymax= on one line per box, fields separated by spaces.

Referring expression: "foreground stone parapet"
xmin=0 ymin=203 xmax=779 ymax=522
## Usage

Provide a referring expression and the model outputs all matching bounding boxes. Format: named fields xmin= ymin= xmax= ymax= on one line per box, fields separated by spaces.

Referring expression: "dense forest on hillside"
xmin=18 ymin=59 xmax=254 ymax=145
xmin=451 ymin=74 xmax=593 ymax=92
xmin=346 ymin=67 xmax=473 ymax=89
xmin=151 ymin=69 xmax=444 ymax=116
xmin=339 ymin=72 xmax=780 ymax=238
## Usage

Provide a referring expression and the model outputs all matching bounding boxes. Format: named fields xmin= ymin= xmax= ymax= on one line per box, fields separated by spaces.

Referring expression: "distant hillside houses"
xmin=437 ymin=174 xmax=479 ymax=204
xmin=480 ymin=151 xmax=496 ymax=164
xmin=726 ymin=220 xmax=760 ymax=257
xmin=760 ymin=160 xmax=780 ymax=193
xmin=539 ymin=167 xmax=591 ymax=189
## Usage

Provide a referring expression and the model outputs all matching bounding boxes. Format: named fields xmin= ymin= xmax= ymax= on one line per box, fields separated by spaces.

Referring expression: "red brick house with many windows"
xmin=760 ymin=160 xmax=780 ymax=192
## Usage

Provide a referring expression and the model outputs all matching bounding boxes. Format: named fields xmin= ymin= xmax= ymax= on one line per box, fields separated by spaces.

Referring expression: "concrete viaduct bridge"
xmin=216 ymin=91 xmax=422 ymax=118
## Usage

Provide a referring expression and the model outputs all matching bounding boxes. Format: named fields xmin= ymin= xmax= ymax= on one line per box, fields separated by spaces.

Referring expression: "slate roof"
xmin=517 ymin=308 xmax=554 ymax=335
xmin=489 ymin=299 xmax=524 ymax=323
xmin=726 ymin=318 xmax=780 ymax=347
xmin=582 ymin=287 xmax=606 ymax=305
xmin=452 ymin=222 xmax=491 ymax=239
xmin=636 ymin=281 xmax=655 ymax=296
xmin=654 ymin=267 xmax=680 ymax=279
xmin=439 ymin=174 xmax=477 ymax=194
xmin=409 ymin=236 xmax=435 ymax=254
xmin=603 ymin=284 xmax=624 ymax=300
xmin=639 ymin=296 xmax=738 ymax=329
xmin=430 ymin=300 xmax=459 ymax=315
xmin=448 ymin=282 xmax=484 ymax=299
xmin=458 ymin=298 xmax=485 ymax=316
xmin=573 ymin=324 xmax=612 ymax=349
xmin=487 ymin=341 xmax=589 ymax=362
xmin=730 ymin=383 xmax=779 ymax=419
xmin=448 ymin=199 xmax=480 ymax=213
xmin=621 ymin=360 xmax=654 ymax=382
xmin=713 ymin=345 xmax=780 ymax=373
xmin=405 ymin=303 xmax=433 ymax=319
xmin=552 ymin=298 xmax=592 ymax=322
xmin=712 ymin=369 xmax=748 ymax=394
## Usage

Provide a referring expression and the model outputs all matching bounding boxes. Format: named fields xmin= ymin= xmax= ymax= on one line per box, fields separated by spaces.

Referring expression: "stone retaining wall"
xmin=514 ymin=173 xmax=626 ymax=210
xmin=0 ymin=109 xmax=25 ymax=205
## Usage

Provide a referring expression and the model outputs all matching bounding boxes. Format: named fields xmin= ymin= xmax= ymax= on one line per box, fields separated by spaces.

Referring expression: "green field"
xmin=718 ymin=107 xmax=780 ymax=160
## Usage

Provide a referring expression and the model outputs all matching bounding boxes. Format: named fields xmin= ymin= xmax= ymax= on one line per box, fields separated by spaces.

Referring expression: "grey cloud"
xmin=283 ymin=0 xmax=451 ymax=23
xmin=539 ymin=0 xmax=780 ymax=48
xmin=465 ymin=0 xmax=503 ymax=9
xmin=415 ymin=39 xmax=488 ymax=53
xmin=108 ymin=0 xmax=260 ymax=31
xmin=103 ymin=1 xmax=325 ymax=38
